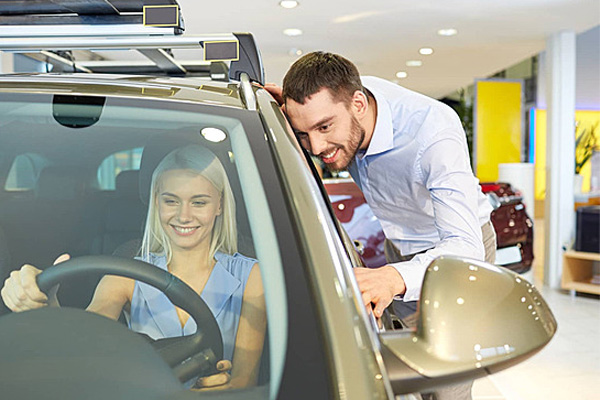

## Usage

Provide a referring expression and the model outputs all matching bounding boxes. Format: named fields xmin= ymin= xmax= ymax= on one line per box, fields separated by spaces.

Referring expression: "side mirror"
xmin=380 ymin=256 xmax=557 ymax=395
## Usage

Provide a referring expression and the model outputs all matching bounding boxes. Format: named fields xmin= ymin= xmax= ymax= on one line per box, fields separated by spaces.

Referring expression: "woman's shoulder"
xmin=216 ymin=252 xmax=257 ymax=279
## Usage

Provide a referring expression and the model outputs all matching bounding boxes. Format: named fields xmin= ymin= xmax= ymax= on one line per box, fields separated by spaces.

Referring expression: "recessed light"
xmin=201 ymin=127 xmax=227 ymax=142
xmin=288 ymin=48 xmax=303 ymax=56
xmin=438 ymin=28 xmax=458 ymax=36
xmin=279 ymin=0 xmax=299 ymax=9
xmin=396 ymin=71 xmax=408 ymax=78
xmin=406 ymin=60 xmax=422 ymax=67
xmin=283 ymin=28 xmax=303 ymax=36
xmin=419 ymin=47 xmax=434 ymax=55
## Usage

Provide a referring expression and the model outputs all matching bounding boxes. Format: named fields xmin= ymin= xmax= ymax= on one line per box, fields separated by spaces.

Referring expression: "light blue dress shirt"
xmin=349 ymin=76 xmax=493 ymax=302
xmin=129 ymin=251 xmax=256 ymax=362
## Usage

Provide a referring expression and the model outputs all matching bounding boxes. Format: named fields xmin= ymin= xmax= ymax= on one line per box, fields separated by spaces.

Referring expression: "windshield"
xmin=0 ymin=92 xmax=285 ymax=397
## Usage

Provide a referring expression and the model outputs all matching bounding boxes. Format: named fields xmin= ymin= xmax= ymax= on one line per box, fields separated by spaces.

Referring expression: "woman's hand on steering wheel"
xmin=192 ymin=359 xmax=232 ymax=391
xmin=1 ymin=254 xmax=69 ymax=312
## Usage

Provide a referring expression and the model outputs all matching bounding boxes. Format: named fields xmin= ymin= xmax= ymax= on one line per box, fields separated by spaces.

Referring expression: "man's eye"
xmin=319 ymin=124 xmax=331 ymax=132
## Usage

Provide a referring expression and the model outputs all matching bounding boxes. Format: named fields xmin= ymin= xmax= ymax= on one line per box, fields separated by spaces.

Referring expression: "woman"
xmin=1 ymin=145 xmax=266 ymax=390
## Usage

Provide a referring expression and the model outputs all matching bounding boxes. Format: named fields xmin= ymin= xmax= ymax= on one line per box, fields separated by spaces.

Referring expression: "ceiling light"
xmin=437 ymin=28 xmax=458 ymax=36
xmin=289 ymin=48 xmax=303 ymax=56
xmin=419 ymin=47 xmax=434 ymax=55
xmin=201 ymin=127 xmax=227 ymax=142
xmin=396 ymin=71 xmax=408 ymax=79
xmin=279 ymin=0 xmax=299 ymax=9
xmin=406 ymin=60 xmax=422 ymax=67
xmin=283 ymin=28 xmax=303 ymax=36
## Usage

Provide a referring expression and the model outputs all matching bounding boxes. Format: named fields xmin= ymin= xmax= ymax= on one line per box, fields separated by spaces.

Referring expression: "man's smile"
xmin=321 ymin=148 xmax=339 ymax=164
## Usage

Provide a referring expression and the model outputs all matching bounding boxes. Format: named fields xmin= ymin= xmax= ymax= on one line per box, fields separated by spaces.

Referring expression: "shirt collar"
xmin=361 ymin=83 xmax=395 ymax=158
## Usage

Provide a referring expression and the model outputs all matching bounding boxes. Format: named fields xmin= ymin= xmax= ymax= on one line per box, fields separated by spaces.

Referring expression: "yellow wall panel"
xmin=475 ymin=80 xmax=522 ymax=181
xmin=534 ymin=109 xmax=600 ymax=199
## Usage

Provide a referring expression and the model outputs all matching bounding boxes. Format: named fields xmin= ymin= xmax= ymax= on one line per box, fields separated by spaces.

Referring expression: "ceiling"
xmin=176 ymin=0 xmax=599 ymax=99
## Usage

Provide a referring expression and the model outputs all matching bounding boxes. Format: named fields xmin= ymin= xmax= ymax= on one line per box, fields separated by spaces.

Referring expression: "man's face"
xmin=285 ymin=88 xmax=365 ymax=172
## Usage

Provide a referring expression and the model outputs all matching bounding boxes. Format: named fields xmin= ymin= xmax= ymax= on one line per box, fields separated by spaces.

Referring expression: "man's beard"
xmin=327 ymin=115 xmax=365 ymax=172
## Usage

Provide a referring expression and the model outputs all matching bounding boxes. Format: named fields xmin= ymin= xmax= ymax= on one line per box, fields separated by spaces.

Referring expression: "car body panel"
xmin=0 ymin=74 xmax=244 ymax=108
xmin=256 ymin=88 xmax=394 ymax=399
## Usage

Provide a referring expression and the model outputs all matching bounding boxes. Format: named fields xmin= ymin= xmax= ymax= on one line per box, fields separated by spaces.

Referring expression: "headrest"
xmin=115 ymin=170 xmax=140 ymax=199
xmin=35 ymin=167 xmax=86 ymax=200
xmin=139 ymin=132 xmax=206 ymax=205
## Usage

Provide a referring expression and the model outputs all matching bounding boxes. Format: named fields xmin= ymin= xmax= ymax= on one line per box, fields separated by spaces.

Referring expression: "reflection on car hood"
xmin=0 ymin=73 xmax=245 ymax=108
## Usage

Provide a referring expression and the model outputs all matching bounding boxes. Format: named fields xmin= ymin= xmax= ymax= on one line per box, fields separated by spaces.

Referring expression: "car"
xmin=481 ymin=182 xmax=534 ymax=273
xmin=0 ymin=3 xmax=555 ymax=400
xmin=324 ymin=179 xmax=534 ymax=273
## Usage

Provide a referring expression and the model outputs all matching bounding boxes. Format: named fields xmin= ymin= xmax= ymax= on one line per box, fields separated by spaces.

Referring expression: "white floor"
xmin=472 ymin=219 xmax=600 ymax=400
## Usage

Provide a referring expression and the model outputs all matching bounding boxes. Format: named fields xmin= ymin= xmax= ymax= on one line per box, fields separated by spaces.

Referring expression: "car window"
xmin=0 ymin=92 xmax=285 ymax=397
xmin=4 ymin=152 xmax=47 ymax=191
xmin=97 ymin=147 xmax=142 ymax=190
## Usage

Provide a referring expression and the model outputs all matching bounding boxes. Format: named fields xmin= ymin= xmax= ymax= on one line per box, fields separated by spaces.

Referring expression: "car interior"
xmin=0 ymin=93 xmax=256 ymax=312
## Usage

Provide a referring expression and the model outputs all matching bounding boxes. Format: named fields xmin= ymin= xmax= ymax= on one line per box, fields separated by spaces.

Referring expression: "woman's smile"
xmin=170 ymin=225 xmax=200 ymax=236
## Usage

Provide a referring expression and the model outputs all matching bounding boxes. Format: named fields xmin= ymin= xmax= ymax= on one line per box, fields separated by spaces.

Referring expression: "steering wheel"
xmin=36 ymin=255 xmax=223 ymax=383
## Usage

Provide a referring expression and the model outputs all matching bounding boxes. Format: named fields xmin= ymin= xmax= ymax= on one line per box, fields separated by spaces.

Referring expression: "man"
xmin=266 ymin=51 xmax=496 ymax=400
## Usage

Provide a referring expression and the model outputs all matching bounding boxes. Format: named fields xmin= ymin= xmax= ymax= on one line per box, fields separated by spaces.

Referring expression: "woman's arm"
xmin=230 ymin=263 xmax=267 ymax=388
xmin=86 ymin=274 xmax=135 ymax=320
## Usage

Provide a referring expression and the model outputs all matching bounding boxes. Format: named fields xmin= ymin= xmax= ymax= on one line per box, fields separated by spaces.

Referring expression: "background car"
xmin=324 ymin=178 xmax=534 ymax=273
xmin=0 ymin=3 xmax=554 ymax=399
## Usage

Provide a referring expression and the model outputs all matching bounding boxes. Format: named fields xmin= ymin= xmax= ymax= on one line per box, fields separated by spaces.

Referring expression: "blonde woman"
xmin=1 ymin=145 xmax=266 ymax=390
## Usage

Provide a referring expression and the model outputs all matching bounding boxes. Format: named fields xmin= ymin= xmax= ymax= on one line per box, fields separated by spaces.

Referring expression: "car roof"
xmin=0 ymin=73 xmax=247 ymax=109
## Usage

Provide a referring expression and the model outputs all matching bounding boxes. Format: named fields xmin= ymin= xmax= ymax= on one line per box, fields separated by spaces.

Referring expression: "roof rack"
xmin=0 ymin=0 xmax=265 ymax=84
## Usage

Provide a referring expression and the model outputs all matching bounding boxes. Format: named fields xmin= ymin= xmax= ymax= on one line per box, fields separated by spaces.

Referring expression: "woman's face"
xmin=157 ymin=169 xmax=222 ymax=253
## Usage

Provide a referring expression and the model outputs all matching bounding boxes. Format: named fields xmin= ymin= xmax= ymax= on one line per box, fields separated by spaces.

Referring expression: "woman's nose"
xmin=177 ymin=204 xmax=192 ymax=222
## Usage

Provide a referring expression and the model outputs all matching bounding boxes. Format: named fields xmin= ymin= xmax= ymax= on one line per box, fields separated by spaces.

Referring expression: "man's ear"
xmin=351 ymin=90 xmax=369 ymax=119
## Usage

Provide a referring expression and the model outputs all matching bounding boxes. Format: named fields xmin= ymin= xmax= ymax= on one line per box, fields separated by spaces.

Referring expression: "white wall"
xmin=537 ymin=25 xmax=600 ymax=110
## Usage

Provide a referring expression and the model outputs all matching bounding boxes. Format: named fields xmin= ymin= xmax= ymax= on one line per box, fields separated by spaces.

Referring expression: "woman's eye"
xmin=164 ymin=199 xmax=177 ymax=205
xmin=192 ymin=201 xmax=206 ymax=207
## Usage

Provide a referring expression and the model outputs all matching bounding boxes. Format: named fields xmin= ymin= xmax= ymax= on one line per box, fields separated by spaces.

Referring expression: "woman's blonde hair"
xmin=140 ymin=145 xmax=237 ymax=263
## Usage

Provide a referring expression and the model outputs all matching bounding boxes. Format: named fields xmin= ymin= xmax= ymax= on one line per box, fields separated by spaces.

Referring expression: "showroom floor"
xmin=472 ymin=218 xmax=600 ymax=400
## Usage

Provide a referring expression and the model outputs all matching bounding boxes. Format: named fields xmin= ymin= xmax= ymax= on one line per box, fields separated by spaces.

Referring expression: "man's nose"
xmin=308 ymin=134 xmax=327 ymax=156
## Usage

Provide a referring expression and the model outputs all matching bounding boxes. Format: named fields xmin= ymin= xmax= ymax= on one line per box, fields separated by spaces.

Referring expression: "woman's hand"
xmin=1 ymin=253 xmax=70 ymax=312
xmin=192 ymin=360 xmax=232 ymax=391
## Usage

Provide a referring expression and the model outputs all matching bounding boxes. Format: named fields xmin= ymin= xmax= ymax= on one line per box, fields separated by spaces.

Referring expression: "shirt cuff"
xmin=390 ymin=260 xmax=428 ymax=302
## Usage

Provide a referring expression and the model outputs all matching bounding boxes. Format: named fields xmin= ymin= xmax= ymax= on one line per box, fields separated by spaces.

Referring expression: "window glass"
xmin=0 ymin=94 xmax=285 ymax=397
xmin=97 ymin=147 xmax=142 ymax=190
xmin=4 ymin=153 xmax=46 ymax=191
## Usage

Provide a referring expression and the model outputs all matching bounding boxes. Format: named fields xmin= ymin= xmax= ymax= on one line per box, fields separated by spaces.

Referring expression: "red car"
xmin=324 ymin=179 xmax=533 ymax=273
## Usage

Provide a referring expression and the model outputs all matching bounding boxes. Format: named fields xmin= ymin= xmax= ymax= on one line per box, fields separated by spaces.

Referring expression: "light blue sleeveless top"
xmin=129 ymin=251 xmax=256 ymax=362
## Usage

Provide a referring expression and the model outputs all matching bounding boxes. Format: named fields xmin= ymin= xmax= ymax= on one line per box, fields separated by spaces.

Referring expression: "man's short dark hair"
xmin=282 ymin=51 xmax=363 ymax=105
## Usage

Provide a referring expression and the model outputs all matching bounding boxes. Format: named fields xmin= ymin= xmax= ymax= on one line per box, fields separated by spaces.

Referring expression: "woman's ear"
xmin=216 ymin=195 xmax=223 ymax=216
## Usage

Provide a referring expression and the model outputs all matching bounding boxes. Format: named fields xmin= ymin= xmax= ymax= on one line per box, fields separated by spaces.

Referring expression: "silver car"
xmin=0 ymin=4 xmax=556 ymax=400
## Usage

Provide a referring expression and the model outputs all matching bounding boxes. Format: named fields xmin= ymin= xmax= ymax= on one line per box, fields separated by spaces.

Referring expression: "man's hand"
xmin=193 ymin=360 xmax=232 ymax=391
xmin=263 ymin=83 xmax=284 ymax=106
xmin=353 ymin=266 xmax=406 ymax=318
